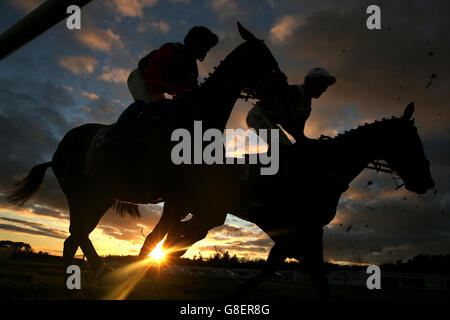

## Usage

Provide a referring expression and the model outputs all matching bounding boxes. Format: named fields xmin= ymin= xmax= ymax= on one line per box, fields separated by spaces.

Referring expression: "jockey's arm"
xmin=144 ymin=44 xmax=185 ymax=95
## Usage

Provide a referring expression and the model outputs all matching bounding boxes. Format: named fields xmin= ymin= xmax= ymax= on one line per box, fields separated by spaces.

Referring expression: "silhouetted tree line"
xmin=2 ymin=241 xmax=449 ymax=275
xmin=0 ymin=240 xmax=52 ymax=261
xmin=0 ymin=240 xmax=32 ymax=252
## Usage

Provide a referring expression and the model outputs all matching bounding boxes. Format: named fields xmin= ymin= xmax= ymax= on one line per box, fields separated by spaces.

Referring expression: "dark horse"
xmin=142 ymin=103 xmax=434 ymax=299
xmin=5 ymin=23 xmax=291 ymax=276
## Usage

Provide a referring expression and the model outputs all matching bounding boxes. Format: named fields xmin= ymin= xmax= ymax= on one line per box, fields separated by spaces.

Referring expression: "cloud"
xmin=0 ymin=76 xmax=75 ymax=213
xmin=61 ymin=85 xmax=74 ymax=92
xmin=0 ymin=217 xmax=68 ymax=239
xmin=270 ymin=15 xmax=303 ymax=44
xmin=137 ymin=19 xmax=171 ymax=33
xmin=110 ymin=0 xmax=158 ymax=17
xmin=280 ymin=1 xmax=450 ymax=136
xmin=208 ymin=223 xmax=261 ymax=239
xmin=183 ymin=219 xmax=274 ymax=260
xmin=72 ymin=96 xmax=121 ymax=125
xmin=323 ymin=190 xmax=450 ymax=264
xmin=75 ymin=28 xmax=124 ymax=52
xmin=95 ymin=205 xmax=163 ymax=242
xmin=209 ymin=0 xmax=239 ymax=19
xmin=1 ymin=0 xmax=449 ymax=265
xmin=0 ymin=196 xmax=68 ymax=220
xmin=9 ymin=0 xmax=44 ymax=13
xmin=151 ymin=21 xmax=170 ymax=33
xmin=268 ymin=3 xmax=450 ymax=265
xmin=59 ymin=56 xmax=98 ymax=75
xmin=81 ymin=91 xmax=100 ymax=100
xmin=98 ymin=66 xmax=131 ymax=83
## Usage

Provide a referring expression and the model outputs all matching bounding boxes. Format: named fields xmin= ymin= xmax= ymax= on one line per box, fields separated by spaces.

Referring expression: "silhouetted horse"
xmin=147 ymin=103 xmax=434 ymax=299
xmin=5 ymin=23 xmax=291 ymax=276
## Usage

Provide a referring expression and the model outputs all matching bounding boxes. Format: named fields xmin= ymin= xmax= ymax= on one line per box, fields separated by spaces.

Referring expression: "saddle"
xmin=84 ymin=98 xmax=189 ymax=176
xmin=95 ymin=98 xmax=191 ymax=148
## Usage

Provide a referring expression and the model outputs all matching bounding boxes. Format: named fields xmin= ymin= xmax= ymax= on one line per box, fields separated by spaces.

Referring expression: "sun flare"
xmin=148 ymin=239 xmax=165 ymax=262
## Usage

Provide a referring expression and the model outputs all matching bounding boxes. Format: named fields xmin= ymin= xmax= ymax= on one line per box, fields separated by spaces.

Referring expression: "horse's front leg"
xmin=163 ymin=212 xmax=227 ymax=259
xmin=233 ymin=242 xmax=286 ymax=299
xmin=139 ymin=199 xmax=182 ymax=259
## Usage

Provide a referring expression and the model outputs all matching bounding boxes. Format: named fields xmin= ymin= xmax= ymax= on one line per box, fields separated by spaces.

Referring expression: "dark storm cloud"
xmin=276 ymin=0 xmax=450 ymax=135
xmin=0 ymin=72 xmax=165 ymax=244
xmin=321 ymin=173 xmax=450 ymax=263
xmin=0 ymin=74 xmax=130 ymax=214
xmin=72 ymin=96 xmax=124 ymax=126
xmin=0 ymin=76 xmax=77 ymax=211
xmin=0 ymin=217 xmax=67 ymax=239
xmin=0 ymin=0 xmax=448 ymax=263
xmin=260 ymin=0 xmax=450 ymax=263
xmin=0 ymin=195 xmax=68 ymax=220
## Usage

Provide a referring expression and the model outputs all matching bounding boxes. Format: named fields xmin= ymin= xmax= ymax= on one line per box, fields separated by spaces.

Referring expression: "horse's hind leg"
xmin=163 ymin=222 xmax=210 ymax=259
xmin=163 ymin=211 xmax=227 ymax=259
xmin=233 ymin=242 xmax=286 ymax=299
xmin=293 ymin=227 xmax=330 ymax=300
xmin=63 ymin=235 xmax=79 ymax=269
xmin=67 ymin=195 xmax=113 ymax=274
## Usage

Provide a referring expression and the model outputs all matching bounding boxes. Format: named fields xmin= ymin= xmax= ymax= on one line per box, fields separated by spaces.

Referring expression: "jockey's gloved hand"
xmin=173 ymin=89 xmax=193 ymax=100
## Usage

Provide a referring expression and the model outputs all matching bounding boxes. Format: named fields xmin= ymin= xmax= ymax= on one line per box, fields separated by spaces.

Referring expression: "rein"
xmin=319 ymin=126 xmax=406 ymax=191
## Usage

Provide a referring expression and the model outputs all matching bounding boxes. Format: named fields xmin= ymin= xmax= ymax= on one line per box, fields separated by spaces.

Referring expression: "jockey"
xmin=247 ymin=67 xmax=336 ymax=146
xmin=127 ymin=26 xmax=219 ymax=104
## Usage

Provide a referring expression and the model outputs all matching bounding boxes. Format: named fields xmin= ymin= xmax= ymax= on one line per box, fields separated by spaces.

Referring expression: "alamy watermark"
xmin=366 ymin=5 xmax=381 ymax=30
xmin=66 ymin=265 xmax=81 ymax=290
xmin=171 ymin=121 xmax=280 ymax=175
xmin=366 ymin=265 xmax=381 ymax=289
xmin=66 ymin=5 xmax=81 ymax=30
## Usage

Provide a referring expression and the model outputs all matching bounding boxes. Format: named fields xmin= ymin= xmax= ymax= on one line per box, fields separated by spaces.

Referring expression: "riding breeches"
xmin=127 ymin=68 xmax=165 ymax=104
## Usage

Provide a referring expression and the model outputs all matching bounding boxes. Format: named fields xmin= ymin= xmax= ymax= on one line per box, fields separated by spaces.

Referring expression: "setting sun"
xmin=148 ymin=239 xmax=166 ymax=262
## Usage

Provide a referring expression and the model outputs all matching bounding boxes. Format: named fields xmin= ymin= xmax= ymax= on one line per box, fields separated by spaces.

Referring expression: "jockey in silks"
xmin=246 ymin=67 xmax=338 ymax=196
xmin=127 ymin=26 xmax=219 ymax=104
xmin=246 ymin=67 xmax=336 ymax=146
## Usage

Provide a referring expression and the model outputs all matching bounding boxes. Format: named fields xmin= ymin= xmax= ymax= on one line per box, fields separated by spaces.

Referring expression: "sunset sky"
xmin=0 ymin=0 xmax=449 ymax=265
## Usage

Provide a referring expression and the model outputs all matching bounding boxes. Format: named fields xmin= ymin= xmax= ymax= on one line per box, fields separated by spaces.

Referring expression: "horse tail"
xmin=113 ymin=201 xmax=141 ymax=218
xmin=6 ymin=162 xmax=53 ymax=206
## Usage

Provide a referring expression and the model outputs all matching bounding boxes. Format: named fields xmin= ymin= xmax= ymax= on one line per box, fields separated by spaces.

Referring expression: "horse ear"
xmin=237 ymin=21 xmax=258 ymax=41
xmin=402 ymin=102 xmax=415 ymax=120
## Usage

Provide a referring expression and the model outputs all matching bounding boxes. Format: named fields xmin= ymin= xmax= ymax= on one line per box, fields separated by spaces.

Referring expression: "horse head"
xmin=384 ymin=102 xmax=434 ymax=194
xmin=235 ymin=22 xmax=290 ymax=107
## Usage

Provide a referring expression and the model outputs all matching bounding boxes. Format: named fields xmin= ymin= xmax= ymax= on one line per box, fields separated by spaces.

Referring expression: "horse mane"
xmin=319 ymin=116 xmax=416 ymax=144
xmin=199 ymin=41 xmax=250 ymax=87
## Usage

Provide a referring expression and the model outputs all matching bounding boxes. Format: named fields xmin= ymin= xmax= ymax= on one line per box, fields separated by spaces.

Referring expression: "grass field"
xmin=0 ymin=260 xmax=448 ymax=300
